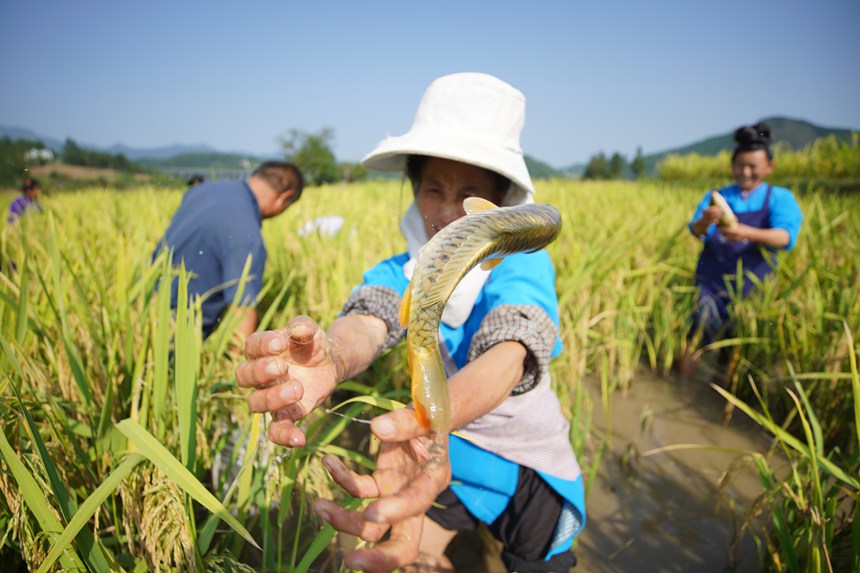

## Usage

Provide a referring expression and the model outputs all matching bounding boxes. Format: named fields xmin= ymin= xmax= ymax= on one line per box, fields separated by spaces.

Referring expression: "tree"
xmin=0 ymin=137 xmax=46 ymax=187
xmin=609 ymin=152 xmax=626 ymax=179
xmin=62 ymin=138 xmax=138 ymax=171
xmin=281 ymin=128 xmax=340 ymax=186
xmin=582 ymin=152 xmax=610 ymax=180
xmin=631 ymin=146 xmax=647 ymax=179
xmin=339 ymin=162 xmax=368 ymax=183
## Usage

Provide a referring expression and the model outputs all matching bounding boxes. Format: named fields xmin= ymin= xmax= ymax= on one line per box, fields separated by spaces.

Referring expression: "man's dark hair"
xmin=732 ymin=122 xmax=773 ymax=161
xmin=253 ymin=161 xmax=305 ymax=200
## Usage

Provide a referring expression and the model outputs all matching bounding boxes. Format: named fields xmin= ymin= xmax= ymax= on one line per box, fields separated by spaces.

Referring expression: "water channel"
xmin=449 ymin=367 xmax=779 ymax=572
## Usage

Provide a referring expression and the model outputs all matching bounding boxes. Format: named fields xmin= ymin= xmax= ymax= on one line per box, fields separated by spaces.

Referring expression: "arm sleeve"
xmin=769 ymin=188 xmax=804 ymax=251
xmin=339 ymin=254 xmax=410 ymax=351
xmin=341 ymin=285 xmax=405 ymax=350
xmin=466 ymin=251 xmax=563 ymax=395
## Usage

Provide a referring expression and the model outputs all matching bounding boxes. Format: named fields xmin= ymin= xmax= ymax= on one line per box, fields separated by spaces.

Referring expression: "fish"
xmin=398 ymin=197 xmax=563 ymax=433
xmin=710 ymin=190 xmax=738 ymax=228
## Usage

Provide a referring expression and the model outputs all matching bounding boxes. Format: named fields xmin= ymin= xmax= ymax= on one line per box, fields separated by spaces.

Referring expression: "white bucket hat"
xmin=361 ymin=72 xmax=535 ymax=206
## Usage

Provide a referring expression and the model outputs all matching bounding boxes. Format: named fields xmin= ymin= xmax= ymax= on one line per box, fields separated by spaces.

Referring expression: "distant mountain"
xmin=138 ymin=151 xmax=264 ymax=170
xmin=524 ymin=155 xmax=565 ymax=179
xmin=640 ymin=116 xmax=858 ymax=174
xmin=0 ymin=125 xmax=65 ymax=151
xmin=0 ymin=124 xmax=263 ymax=163
xmin=560 ymin=117 xmax=858 ymax=176
xmin=105 ymin=143 xmax=220 ymax=161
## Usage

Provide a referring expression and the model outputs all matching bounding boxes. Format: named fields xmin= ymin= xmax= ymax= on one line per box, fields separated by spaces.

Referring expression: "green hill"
xmin=524 ymin=155 xmax=565 ymax=179
xmin=138 ymin=151 xmax=265 ymax=170
xmin=642 ymin=116 xmax=857 ymax=174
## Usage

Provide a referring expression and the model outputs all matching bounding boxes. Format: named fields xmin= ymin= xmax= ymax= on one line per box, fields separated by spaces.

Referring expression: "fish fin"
xmin=463 ymin=196 xmax=498 ymax=215
xmin=398 ymin=283 xmax=412 ymax=328
xmin=480 ymin=257 xmax=504 ymax=271
xmin=413 ymin=401 xmax=431 ymax=430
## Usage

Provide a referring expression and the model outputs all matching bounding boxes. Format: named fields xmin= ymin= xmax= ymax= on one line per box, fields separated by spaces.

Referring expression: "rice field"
xmin=0 ymin=178 xmax=858 ymax=571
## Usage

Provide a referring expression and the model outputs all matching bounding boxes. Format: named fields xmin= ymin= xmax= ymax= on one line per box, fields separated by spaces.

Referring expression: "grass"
xmin=0 ymin=178 xmax=858 ymax=571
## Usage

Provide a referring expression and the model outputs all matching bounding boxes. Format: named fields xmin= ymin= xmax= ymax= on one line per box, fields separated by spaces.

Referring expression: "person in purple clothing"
xmin=679 ymin=123 xmax=803 ymax=378
xmin=7 ymin=177 xmax=43 ymax=224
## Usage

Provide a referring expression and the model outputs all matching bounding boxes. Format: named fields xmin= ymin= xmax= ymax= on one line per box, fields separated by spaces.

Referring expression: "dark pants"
xmin=427 ymin=466 xmax=577 ymax=572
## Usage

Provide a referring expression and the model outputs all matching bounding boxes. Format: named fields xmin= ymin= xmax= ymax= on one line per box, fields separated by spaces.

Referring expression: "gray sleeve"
xmin=467 ymin=304 xmax=558 ymax=395
xmin=341 ymin=285 xmax=405 ymax=351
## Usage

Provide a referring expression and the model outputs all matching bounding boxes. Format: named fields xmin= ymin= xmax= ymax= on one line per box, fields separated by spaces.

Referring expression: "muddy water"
xmin=574 ymin=368 xmax=776 ymax=572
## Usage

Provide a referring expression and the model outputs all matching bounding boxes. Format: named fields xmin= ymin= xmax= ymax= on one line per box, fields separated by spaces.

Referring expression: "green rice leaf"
xmin=336 ymin=380 xmax=377 ymax=394
xmin=8 ymin=377 xmax=112 ymax=571
xmin=0 ymin=426 xmax=86 ymax=571
xmin=15 ymin=256 xmax=29 ymax=345
xmin=328 ymin=395 xmax=406 ymax=413
xmin=292 ymin=498 xmax=364 ymax=573
xmin=174 ymin=262 xmax=200 ymax=470
xmin=35 ymin=453 xmax=145 ymax=573
xmin=846 ymin=321 xmax=860 ymax=452
xmin=315 ymin=444 xmax=375 ymax=470
xmin=151 ymin=252 xmax=173 ymax=433
xmin=115 ymin=418 xmax=260 ymax=549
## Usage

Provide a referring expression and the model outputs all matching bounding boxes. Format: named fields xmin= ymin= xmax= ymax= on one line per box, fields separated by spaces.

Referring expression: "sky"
xmin=1 ymin=0 xmax=858 ymax=168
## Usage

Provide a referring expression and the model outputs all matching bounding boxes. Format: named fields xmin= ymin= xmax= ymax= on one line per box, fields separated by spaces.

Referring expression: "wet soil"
xmin=573 ymin=368 xmax=777 ymax=572
xmin=447 ymin=367 xmax=778 ymax=573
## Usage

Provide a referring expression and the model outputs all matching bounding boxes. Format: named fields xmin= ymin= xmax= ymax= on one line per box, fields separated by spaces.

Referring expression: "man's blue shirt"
xmin=155 ymin=180 xmax=266 ymax=337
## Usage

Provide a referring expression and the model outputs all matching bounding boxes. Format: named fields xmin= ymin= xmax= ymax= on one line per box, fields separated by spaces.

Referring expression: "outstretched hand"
xmin=236 ymin=315 xmax=345 ymax=447
xmin=314 ymin=408 xmax=452 ymax=572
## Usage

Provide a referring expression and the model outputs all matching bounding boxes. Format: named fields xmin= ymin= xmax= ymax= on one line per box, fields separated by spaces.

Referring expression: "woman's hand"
xmin=236 ymin=315 xmax=344 ymax=447
xmin=691 ymin=205 xmax=722 ymax=236
xmin=719 ymin=222 xmax=750 ymax=242
xmin=313 ymin=409 xmax=452 ymax=572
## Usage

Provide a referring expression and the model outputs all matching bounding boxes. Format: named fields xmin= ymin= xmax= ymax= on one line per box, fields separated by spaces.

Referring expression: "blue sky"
xmin=2 ymin=0 xmax=858 ymax=167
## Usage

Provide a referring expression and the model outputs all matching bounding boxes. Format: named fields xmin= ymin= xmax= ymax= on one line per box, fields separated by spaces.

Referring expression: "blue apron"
xmin=691 ymin=185 xmax=774 ymax=346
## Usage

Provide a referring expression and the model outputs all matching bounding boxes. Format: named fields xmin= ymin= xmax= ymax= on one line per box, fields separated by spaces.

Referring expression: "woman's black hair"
xmin=405 ymin=154 xmax=511 ymax=196
xmin=732 ymin=122 xmax=773 ymax=161
xmin=21 ymin=177 xmax=40 ymax=193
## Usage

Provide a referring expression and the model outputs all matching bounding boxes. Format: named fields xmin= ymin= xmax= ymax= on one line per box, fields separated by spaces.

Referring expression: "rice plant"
xmin=0 ymin=178 xmax=857 ymax=570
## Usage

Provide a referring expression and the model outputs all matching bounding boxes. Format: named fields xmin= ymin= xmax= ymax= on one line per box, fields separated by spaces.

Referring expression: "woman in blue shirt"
xmin=680 ymin=123 xmax=803 ymax=377
xmin=236 ymin=73 xmax=585 ymax=573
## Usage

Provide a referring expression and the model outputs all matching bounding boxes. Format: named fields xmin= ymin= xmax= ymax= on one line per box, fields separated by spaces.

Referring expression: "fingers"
xmin=322 ymin=454 xmax=380 ymax=498
xmin=363 ymin=463 xmax=449 ymax=525
xmin=285 ymin=315 xmax=320 ymax=364
xmin=370 ymin=408 xmax=428 ymax=443
xmin=242 ymin=328 xmax=289 ymax=359
xmin=235 ymin=354 xmax=288 ymax=389
xmin=313 ymin=499 xmax=389 ymax=542
xmin=287 ymin=315 xmax=318 ymax=345
xmin=344 ymin=516 xmax=423 ymax=572
xmin=245 ymin=380 xmax=303 ymax=413
xmin=267 ymin=415 xmax=306 ymax=447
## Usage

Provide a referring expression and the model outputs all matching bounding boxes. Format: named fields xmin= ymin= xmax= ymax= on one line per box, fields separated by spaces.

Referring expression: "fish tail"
xmin=409 ymin=343 xmax=451 ymax=434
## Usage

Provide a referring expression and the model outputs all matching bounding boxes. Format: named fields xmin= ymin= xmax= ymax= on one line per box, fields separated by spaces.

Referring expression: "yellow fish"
xmin=710 ymin=190 xmax=738 ymax=228
xmin=398 ymin=197 xmax=563 ymax=432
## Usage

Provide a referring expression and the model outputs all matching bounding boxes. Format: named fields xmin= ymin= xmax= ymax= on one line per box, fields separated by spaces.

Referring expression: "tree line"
xmin=581 ymin=146 xmax=647 ymax=180
xmin=0 ymin=137 xmax=146 ymax=188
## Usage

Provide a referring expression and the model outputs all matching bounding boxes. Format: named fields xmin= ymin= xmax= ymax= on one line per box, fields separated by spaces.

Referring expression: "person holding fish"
xmin=236 ymin=73 xmax=585 ymax=572
xmin=679 ymin=122 xmax=803 ymax=378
